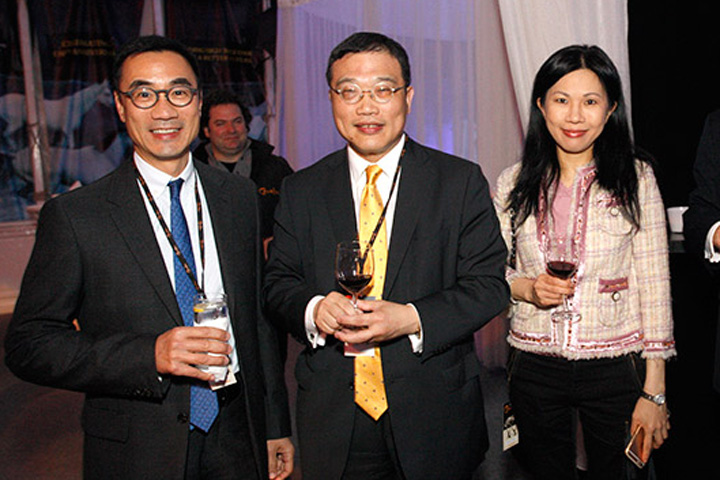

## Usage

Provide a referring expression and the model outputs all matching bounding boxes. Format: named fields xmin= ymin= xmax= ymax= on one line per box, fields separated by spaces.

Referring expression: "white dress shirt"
xmin=704 ymin=222 xmax=720 ymax=262
xmin=303 ymin=135 xmax=423 ymax=352
xmin=134 ymin=153 xmax=239 ymax=373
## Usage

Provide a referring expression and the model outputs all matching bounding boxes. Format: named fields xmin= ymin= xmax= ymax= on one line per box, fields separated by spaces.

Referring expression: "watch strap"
xmin=640 ymin=390 xmax=666 ymax=405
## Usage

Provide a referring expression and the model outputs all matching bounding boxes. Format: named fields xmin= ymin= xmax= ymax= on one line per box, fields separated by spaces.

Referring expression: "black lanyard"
xmin=134 ymin=164 xmax=205 ymax=294
xmin=361 ymin=147 xmax=404 ymax=262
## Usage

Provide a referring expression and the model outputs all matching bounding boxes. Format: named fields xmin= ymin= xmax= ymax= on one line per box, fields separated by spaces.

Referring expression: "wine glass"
xmin=335 ymin=240 xmax=374 ymax=309
xmin=545 ymin=229 xmax=581 ymax=323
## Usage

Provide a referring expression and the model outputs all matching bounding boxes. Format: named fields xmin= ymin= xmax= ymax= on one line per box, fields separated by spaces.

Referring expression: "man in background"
xmin=194 ymin=89 xmax=293 ymax=257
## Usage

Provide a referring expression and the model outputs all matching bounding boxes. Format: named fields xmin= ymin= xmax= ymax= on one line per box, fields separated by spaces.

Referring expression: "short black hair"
xmin=326 ymin=32 xmax=411 ymax=87
xmin=201 ymin=89 xmax=252 ymax=131
xmin=112 ymin=35 xmax=202 ymax=93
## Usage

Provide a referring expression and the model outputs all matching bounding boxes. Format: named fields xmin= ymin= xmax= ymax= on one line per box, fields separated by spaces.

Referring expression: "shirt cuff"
xmin=705 ymin=222 xmax=720 ymax=263
xmin=305 ymin=295 xmax=326 ymax=348
xmin=406 ymin=303 xmax=423 ymax=353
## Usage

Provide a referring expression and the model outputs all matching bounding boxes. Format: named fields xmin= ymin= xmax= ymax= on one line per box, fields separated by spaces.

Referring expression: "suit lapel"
xmin=384 ymin=140 xmax=428 ymax=297
xmin=324 ymin=151 xmax=357 ymax=244
xmin=106 ymin=160 xmax=183 ymax=326
xmin=195 ymin=163 xmax=238 ymax=301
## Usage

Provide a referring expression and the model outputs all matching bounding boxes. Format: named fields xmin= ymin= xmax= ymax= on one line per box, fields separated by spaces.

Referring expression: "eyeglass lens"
xmin=336 ymin=84 xmax=401 ymax=104
xmin=127 ymin=86 xmax=195 ymax=108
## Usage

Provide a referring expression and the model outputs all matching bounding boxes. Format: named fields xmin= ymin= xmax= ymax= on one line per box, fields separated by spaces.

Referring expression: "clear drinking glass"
xmin=193 ymin=293 xmax=230 ymax=383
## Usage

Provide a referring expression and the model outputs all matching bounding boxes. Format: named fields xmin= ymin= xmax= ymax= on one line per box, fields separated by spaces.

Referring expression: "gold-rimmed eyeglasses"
xmin=117 ymin=85 xmax=198 ymax=109
xmin=330 ymin=83 xmax=407 ymax=105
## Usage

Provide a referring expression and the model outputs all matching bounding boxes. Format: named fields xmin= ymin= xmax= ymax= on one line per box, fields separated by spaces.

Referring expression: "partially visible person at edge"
xmin=4 ymin=35 xmax=293 ymax=479
xmin=493 ymin=44 xmax=675 ymax=479
xmin=193 ymin=88 xmax=293 ymax=259
xmin=683 ymin=109 xmax=720 ymax=396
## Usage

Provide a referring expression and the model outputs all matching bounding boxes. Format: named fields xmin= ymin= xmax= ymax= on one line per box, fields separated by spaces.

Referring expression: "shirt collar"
xmin=348 ymin=134 xmax=405 ymax=185
xmin=134 ymin=152 xmax=196 ymax=196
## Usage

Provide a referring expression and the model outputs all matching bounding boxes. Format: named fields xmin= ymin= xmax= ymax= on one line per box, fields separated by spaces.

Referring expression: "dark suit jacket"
xmin=194 ymin=139 xmax=294 ymax=239
xmin=263 ymin=139 xmax=509 ymax=479
xmin=684 ymin=109 xmax=720 ymax=393
xmin=4 ymin=159 xmax=291 ymax=479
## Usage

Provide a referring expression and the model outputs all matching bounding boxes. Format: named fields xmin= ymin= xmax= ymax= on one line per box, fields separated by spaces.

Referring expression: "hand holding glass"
xmin=335 ymin=241 xmax=374 ymax=309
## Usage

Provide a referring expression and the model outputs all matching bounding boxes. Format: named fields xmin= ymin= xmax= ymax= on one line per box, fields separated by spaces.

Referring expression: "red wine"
xmin=546 ymin=261 xmax=577 ymax=279
xmin=338 ymin=274 xmax=372 ymax=294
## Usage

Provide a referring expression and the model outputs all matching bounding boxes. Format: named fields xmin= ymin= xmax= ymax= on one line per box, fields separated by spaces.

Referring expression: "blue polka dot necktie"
xmin=169 ymin=179 xmax=218 ymax=432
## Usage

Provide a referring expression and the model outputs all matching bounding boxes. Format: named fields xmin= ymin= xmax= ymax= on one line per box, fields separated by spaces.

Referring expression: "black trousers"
xmin=508 ymin=351 xmax=643 ymax=480
xmin=341 ymin=406 xmax=405 ymax=480
xmin=184 ymin=383 xmax=258 ymax=480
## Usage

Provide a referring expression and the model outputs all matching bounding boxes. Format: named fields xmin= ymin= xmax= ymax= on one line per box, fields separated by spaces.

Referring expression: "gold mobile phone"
xmin=625 ymin=426 xmax=646 ymax=468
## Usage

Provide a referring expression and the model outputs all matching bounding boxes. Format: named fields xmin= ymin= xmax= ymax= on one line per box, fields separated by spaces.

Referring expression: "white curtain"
xmin=273 ymin=0 xmax=629 ymax=368
xmin=498 ymin=0 xmax=631 ymax=131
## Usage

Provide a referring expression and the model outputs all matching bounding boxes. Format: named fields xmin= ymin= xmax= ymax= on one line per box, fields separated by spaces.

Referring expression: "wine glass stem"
xmin=352 ymin=294 xmax=358 ymax=310
xmin=562 ymin=294 xmax=571 ymax=312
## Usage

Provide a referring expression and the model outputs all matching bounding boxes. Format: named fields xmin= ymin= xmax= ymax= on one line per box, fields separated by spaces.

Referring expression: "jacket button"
xmin=177 ymin=413 xmax=189 ymax=424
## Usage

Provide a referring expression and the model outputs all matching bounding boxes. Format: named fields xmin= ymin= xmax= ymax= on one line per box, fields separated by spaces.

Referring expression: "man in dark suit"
xmin=684 ymin=109 xmax=720 ymax=395
xmin=264 ymin=32 xmax=509 ymax=480
xmin=4 ymin=35 xmax=293 ymax=479
xmin=193 ymin=89 xmax=293 ymax=255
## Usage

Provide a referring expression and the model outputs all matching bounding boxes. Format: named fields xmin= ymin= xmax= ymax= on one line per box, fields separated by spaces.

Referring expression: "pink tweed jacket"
xmin=494 ymin=161 xmax=676 ymax=360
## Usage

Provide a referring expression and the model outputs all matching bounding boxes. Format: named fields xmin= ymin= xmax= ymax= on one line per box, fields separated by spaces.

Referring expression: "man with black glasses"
xmin=5 ymin=35 xmax=293 ymax=480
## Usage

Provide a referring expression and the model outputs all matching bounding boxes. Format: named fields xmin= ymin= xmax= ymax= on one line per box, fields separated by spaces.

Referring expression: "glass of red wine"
xmin=545 ymin=230 xmax=580 ymax=323
xmin=335 ymin=240 xmax=374 ymax=309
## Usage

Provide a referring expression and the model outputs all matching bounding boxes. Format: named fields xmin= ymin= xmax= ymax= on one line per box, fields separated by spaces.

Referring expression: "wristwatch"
xmin=640 ymin=391 xmax=666 ymax=406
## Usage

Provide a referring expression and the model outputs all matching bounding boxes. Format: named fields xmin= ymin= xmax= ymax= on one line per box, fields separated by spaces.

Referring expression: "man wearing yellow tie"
xmin=264 ymin=32 xmax=509 ymax=480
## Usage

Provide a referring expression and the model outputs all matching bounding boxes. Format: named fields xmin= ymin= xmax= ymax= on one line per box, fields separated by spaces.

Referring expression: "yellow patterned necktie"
xmin=355 ymin=164 xmax=389 ymax=420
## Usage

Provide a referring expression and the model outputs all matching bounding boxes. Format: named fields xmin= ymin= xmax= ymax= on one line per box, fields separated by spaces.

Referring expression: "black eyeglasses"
xmin=118 ymin=85 xmax=198 ymax=109
xmin=330 ymin=83 xmax=407 ymax=105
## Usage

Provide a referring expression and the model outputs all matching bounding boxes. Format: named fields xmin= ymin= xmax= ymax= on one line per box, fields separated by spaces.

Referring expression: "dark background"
xmin=629 ymin=1 xmax=720 ymax=207
xmin=629 ymin=1 xmax=720 ymax=477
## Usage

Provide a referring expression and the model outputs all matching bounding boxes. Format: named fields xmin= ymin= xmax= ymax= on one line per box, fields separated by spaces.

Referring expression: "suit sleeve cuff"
xmin=406 ymin=303 xmax=423 ymax=353
xmin=305 ymin=295 xmax=326 ymax=347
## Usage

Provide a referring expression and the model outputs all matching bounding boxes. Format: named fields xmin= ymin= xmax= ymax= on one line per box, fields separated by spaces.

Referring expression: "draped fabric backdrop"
xmin=498 ymin=0 xmax=631 ymax=132
xmin=272 ymin=0 xmax=631 ymax=368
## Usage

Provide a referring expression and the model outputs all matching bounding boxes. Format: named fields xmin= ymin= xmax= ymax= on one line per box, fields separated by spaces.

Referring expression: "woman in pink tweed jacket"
xmin=494 ymin=45 xmax=676 ymax=479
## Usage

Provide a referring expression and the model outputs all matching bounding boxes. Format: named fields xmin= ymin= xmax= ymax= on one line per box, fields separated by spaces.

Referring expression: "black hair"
xmin=200 ymin=89 xmax=252 ymax=131
xmin=509 ymin=44 xmax=649 ymax=229
xmin=112 ymin=35 xmax=202 ymax=93
xmin=325 ymin=32 xmax=411 ymax=87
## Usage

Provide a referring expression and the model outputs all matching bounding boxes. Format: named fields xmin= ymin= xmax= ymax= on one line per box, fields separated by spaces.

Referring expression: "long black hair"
xmin=508 ymin=44 xmax=648 ymax=228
